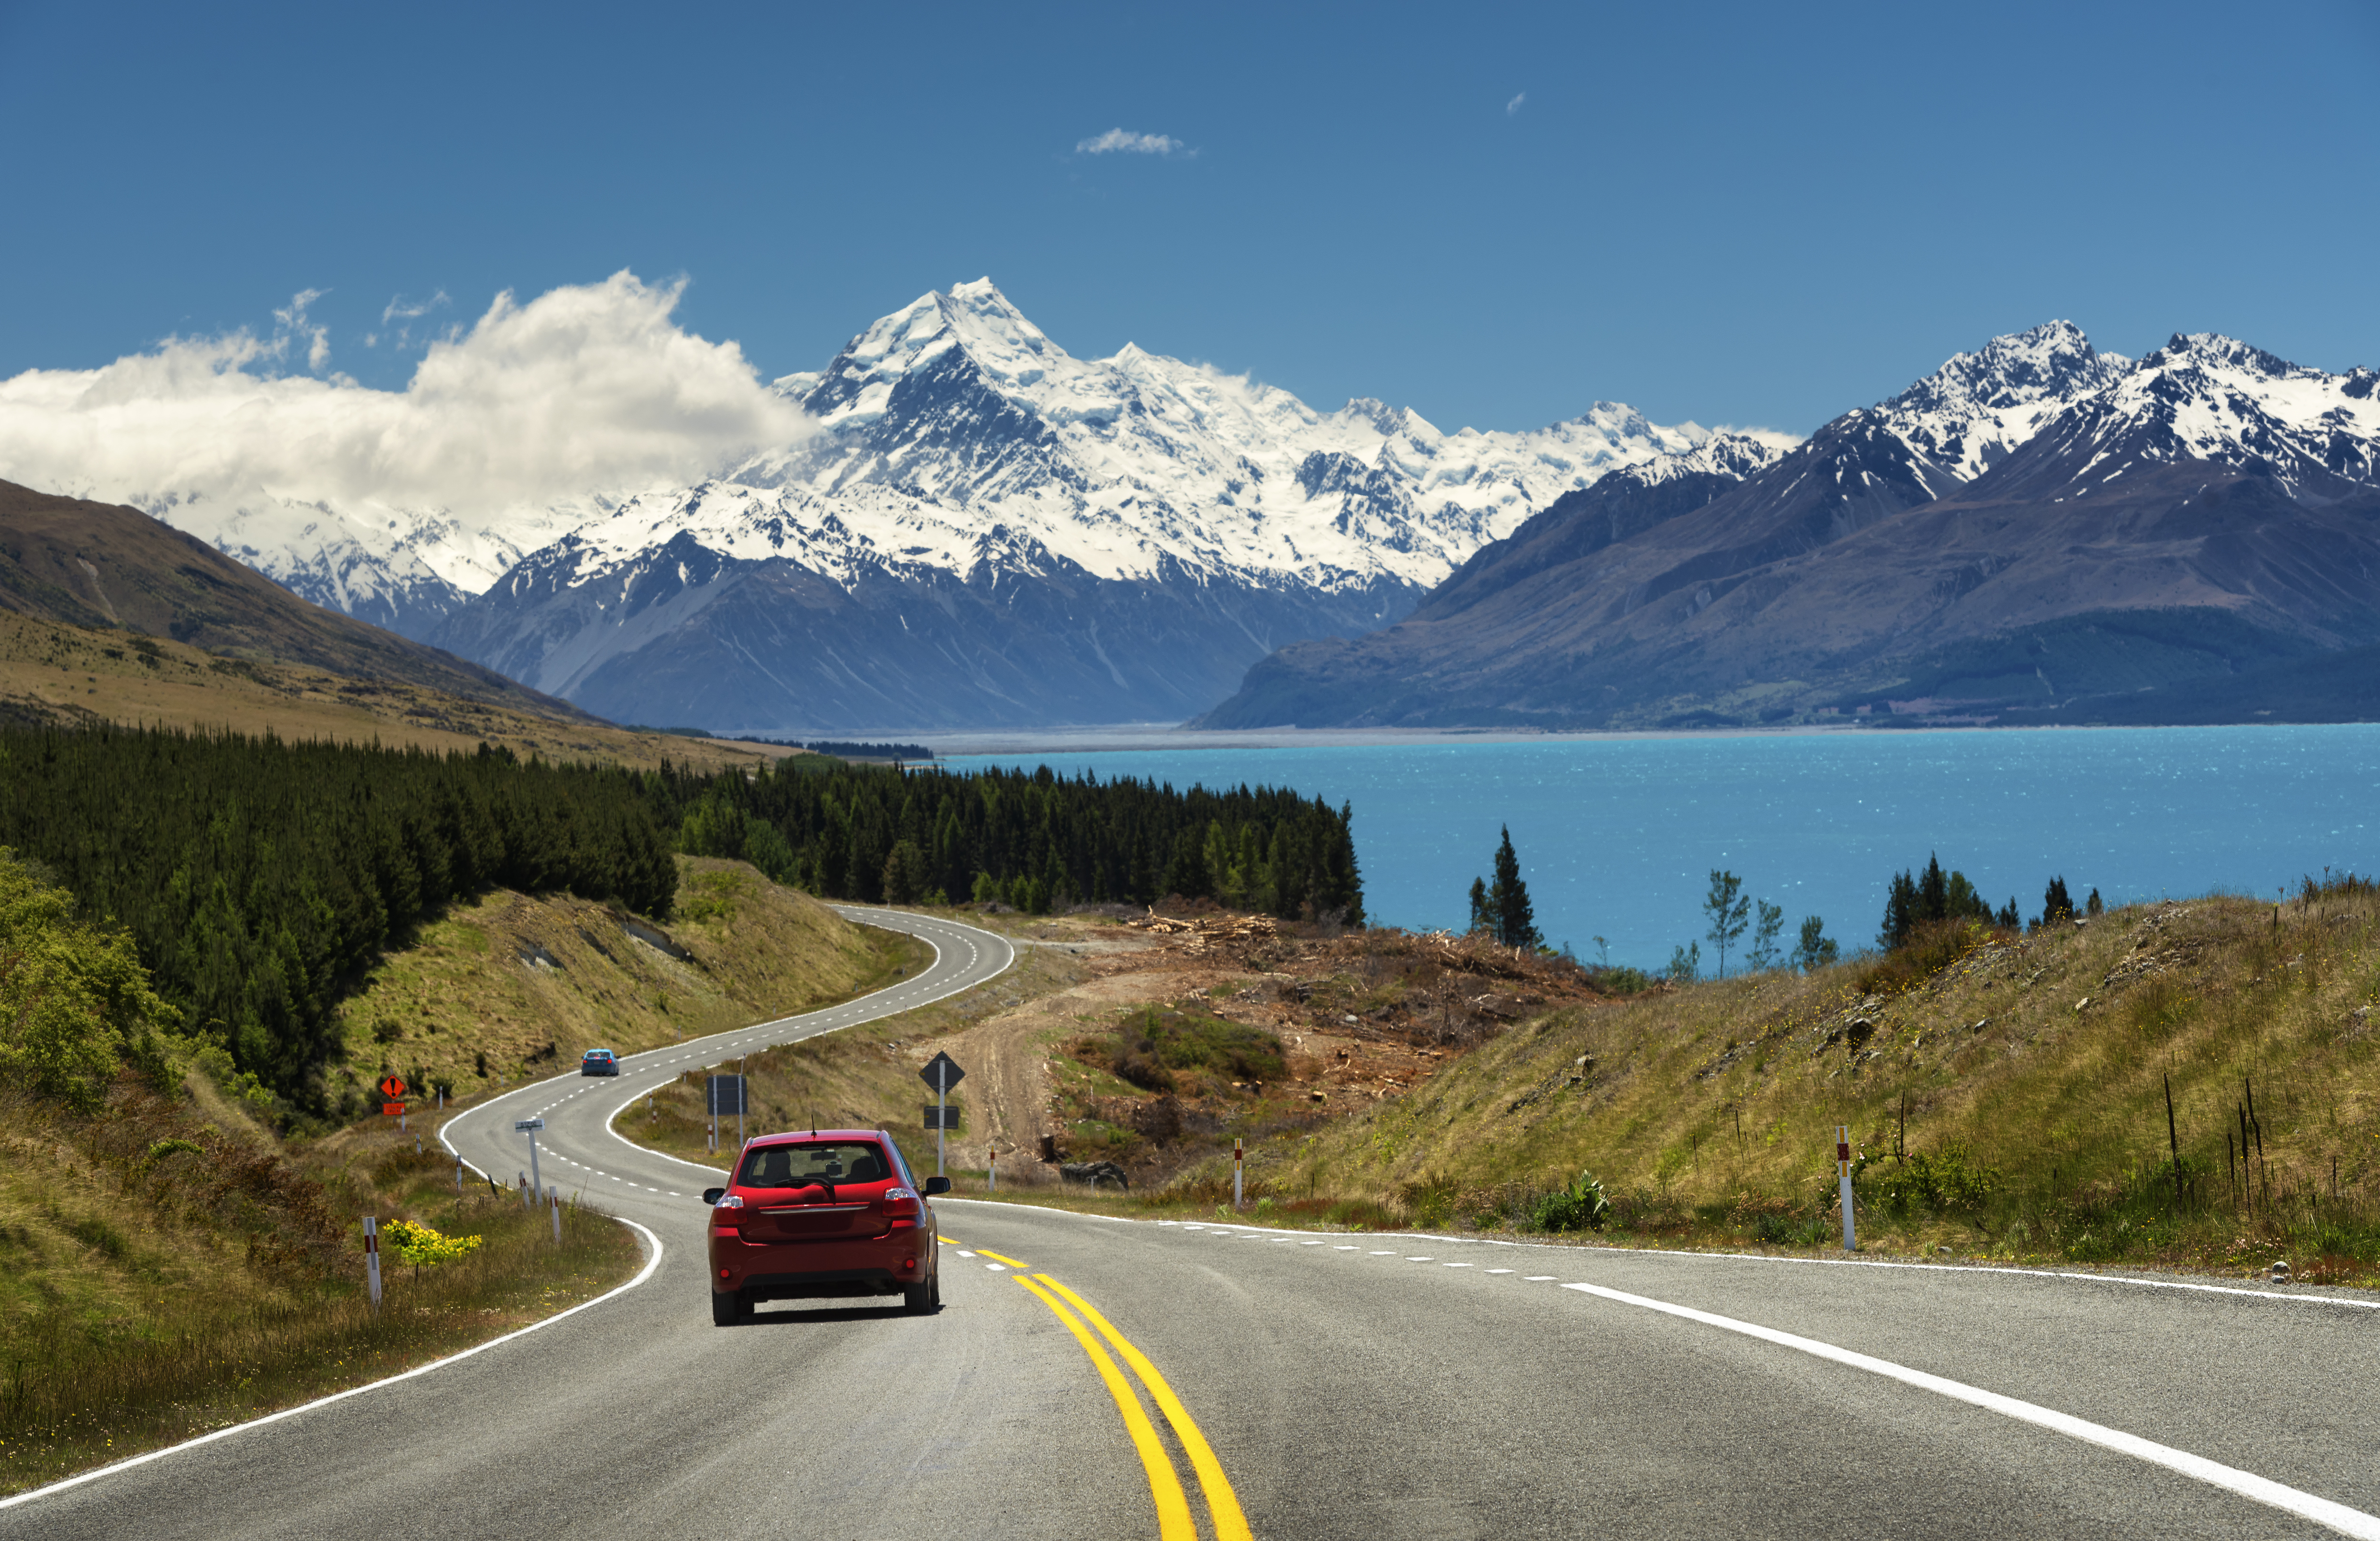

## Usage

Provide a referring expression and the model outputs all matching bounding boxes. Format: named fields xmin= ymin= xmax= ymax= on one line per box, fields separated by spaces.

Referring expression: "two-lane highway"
xmin=441 ymin=905 xmax=1014 ymax=1207
xmin=13 ymin=904 xmax=2380 ymax=1538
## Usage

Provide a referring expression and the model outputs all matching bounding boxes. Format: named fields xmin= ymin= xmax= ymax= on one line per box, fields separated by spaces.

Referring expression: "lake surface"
xmin=942 ymin=726 xmax=2380 ymax=973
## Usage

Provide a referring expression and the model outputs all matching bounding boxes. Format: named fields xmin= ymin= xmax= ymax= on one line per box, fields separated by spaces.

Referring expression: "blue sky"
xmin=3 ymin=0 xmax=2376 ymax=436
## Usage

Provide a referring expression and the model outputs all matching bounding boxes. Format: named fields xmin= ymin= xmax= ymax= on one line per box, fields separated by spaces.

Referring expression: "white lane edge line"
xmin=1561 ymin=1280 xmax=2380 ymax=1540
xmin=0 ymin=1218 xmax=666 ymax=1513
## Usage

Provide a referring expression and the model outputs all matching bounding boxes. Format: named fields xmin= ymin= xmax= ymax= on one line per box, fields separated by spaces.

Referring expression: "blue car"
xmin=580 ymin=1048 xmax=620 ymax=1077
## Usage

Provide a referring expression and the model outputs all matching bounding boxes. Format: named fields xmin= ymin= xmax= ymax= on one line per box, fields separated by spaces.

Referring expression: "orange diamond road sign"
xmin=378 ymin=1075 xmax=407 ymax=1100
xmin=382 ymin=1101 xmax=406 ymax=1116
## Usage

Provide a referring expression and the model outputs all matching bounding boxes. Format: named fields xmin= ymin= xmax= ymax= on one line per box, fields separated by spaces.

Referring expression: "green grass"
xmin=0 ymin=1083 xmax=642 ymax=1494
xmin=325 ymin=857 xmax=916 ymax=1120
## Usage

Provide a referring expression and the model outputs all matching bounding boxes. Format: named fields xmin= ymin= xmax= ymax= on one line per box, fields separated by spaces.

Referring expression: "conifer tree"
xmin=2040 ymin=876 xmax=2075 ymax=929
xmin=1467 ymin=878 xmax=1493 ymax=935
xmin=1484 ymin=827 xmax=1540 ymax=949
xmin=1747 ymin=899 xmax=1785 ymax=972
xmin=1793 ymin=916 xmax=1839 ymax=972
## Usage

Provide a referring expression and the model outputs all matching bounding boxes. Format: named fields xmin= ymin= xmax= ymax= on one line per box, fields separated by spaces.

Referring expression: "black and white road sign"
xmin=922 ymin=1105 xmax=961 ymax=1130
xmin=918 ymin=1052 xmax=964 ymax=1094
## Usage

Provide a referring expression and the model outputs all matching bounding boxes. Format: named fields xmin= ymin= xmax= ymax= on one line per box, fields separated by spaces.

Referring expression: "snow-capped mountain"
xmin=729 ymin=278 xmax=1747 ymax=592
xmin=429 ymin=279 xmax=1776 ymax=728
xmin=1869 ymin=319 xmax=2134 ymax=487
xmin=1199 ymin=322 xmax=2380 ymax=731
xmin=1972 ymin=331 xmax=2380 ymax=503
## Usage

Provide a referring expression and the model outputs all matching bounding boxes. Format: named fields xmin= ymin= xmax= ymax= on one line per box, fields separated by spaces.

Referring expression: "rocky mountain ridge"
xmin=1197 ymin=325 xmax=2380 ymax=730
xmin=422 ymin=280 xmax=1777 ymax=728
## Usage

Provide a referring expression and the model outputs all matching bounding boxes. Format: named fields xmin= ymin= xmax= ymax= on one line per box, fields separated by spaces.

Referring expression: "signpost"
xmin=515 ymin=1117 xmax=546 ymax=1204
xmin=919 ymin=1052 xmax=964 ymax=1177
xmin=1836 ymin=1126 xmax=1856 ymax=1251
xmin=363 ymin=1217 xmax=382 ymax=1312
xmin=1233 ymin=1137 xmax=1244 ymax=1210
xmin=379 ymin=1075 xmax=407 ymax=1132
xmin=708 ymin=1076 xmax=746 ymax=1158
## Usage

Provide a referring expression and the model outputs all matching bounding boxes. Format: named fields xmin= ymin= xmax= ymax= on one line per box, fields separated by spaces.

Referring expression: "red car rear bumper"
xmin=710 ymin=1228 xmax=934 ymax=1300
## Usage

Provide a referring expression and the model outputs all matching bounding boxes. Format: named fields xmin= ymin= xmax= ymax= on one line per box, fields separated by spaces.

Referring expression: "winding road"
xmin=11 ymin=907 xmax=2380 ymax=1539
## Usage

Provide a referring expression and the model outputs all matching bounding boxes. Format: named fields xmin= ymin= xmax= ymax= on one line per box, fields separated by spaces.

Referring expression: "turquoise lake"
xmin=942 ymin=726 xmax=2380 ymax=973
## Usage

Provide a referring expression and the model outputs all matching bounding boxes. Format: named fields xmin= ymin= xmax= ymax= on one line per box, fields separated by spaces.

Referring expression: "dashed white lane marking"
xmin=1336 ymin=1245 xmax=1359 ymax=1251
xmin=957 ymin=1250 xmax=977 ymax=1258
xmin=985 ymin=1264 xmax=1008 ymax=1272
xmin=1562 ymin=1280 xmax=2380 ymax=1540
xmin=1524 ymin=1276 xmax=1556 ymax=1282
xmin=1488 ymin=1268 xmax=1515 ymax=1274
xmin=1302 ymin=1240 xmax=1326 ymax=1245
xmin=1444 ymin=1262 xmax=1474 ymax=1268
xmin=1405 ymin=1256 xmax=1434 ymax=1262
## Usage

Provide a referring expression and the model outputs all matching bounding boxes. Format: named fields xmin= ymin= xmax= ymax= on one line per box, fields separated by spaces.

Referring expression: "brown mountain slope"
xmin=0 ymin=479 xmax=595 ymax=723
xmin=1200 ymin=460 xmax=2380 ymax=729
xmin=0 ymin=607 xmax=800 ymax=771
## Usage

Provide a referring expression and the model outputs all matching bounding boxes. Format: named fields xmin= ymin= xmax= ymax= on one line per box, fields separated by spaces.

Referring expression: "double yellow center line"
xmin=961 ymin=1243 xmax=1252 ymax=1541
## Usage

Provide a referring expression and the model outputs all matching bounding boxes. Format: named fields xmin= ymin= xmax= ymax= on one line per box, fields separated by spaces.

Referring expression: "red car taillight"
xmin=883 ymin=1187 xmax=921 ymax=1224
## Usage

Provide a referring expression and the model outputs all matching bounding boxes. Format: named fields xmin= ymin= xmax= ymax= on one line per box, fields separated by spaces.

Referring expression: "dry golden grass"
xmin=1240 ymin=883 xmax=2380 ymax=1275
xmin=0 ymin=609 xmax=793 ymax=773
xmin=0 ymin=1081 xmax=641 ymax=1495
xmin=325 ymin=858 xmax=921 ymax=1118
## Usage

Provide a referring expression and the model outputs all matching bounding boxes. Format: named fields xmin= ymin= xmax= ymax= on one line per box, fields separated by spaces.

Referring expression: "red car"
xmin=703 ymin=1129 xmax=950 ymax=1325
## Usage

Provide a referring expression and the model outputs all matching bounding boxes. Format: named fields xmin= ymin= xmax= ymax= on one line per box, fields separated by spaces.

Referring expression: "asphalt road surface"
xmin=11 ymin=906 xmax=2380 ymax=1539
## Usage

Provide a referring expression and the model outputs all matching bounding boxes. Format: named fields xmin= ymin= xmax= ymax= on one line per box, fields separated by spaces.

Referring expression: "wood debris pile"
xmin=1128 ymin=913 xmax=1279 ymax=955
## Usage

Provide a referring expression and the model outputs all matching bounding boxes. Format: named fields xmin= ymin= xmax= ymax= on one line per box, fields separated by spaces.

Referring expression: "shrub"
xmin=1531 ymin=1169 xmax=1612 ymax=1232
xmin=1874 ymin=1143 xmax=2001 ymax=1216
xmin=383 ymin=1218 xmax=485 ymax=1267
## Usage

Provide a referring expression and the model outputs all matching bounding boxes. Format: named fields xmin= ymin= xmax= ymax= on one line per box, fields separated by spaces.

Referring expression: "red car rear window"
xmin=736 ymin=1142 xmax=892 ymax=1191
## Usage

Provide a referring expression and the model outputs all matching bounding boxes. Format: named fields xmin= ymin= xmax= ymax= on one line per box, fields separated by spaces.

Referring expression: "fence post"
xmin=364 ymin=1217 xmax=383 ymax=1312
xmin=1837 ymin=1126 xmax=1856 ymax=1251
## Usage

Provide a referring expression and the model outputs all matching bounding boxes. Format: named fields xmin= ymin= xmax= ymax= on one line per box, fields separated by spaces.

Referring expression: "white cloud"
xmin=381 ymin=289 xmax=451 ymax=325
xmin=1075 ymin=128 xmax=1190 ymax=156
xmin=0 ymin=271 xmax=812 ymax=535
xmin=1506 ymin=91 xmax=1527 ymax=116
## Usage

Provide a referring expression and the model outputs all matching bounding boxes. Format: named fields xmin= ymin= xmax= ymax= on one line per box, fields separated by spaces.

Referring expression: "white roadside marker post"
xmin=363 ymin=1217 xmax=383 ymax=1313
xmin=549 ymin=1185 xmax=562 ymax=1244
xmin=1837 ymin=1125 xmax=1856 ymax=1251
xmin=454 ymin=1153 xmax=464 ymax=1195
xmin=1234 ymin=1137 xmax=1244 ymax=1210
xmin=517 ymin=1118 xmax=545 ymax=1201
xmin=989 ymin=1147 xmax=996 ymax=1195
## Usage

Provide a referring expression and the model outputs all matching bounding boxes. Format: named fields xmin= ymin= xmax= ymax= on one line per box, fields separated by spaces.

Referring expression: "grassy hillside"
xmin=1247 ymin=881 xmax=2380 ymax=1279
xmin=0 ymin=608 xmax=796 ymax=774
xmin=0 ymin=479 xmax=595 ymax=721
xmin=327 ymin=857 xmax=925 ymax=1117
xmin=0 ymin=848 xmax=644 ymax=1493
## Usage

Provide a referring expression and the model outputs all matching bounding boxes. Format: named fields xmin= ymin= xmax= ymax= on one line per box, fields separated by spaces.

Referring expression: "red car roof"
xmin=742 ymin=1129 xmax=884 ymax=1146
